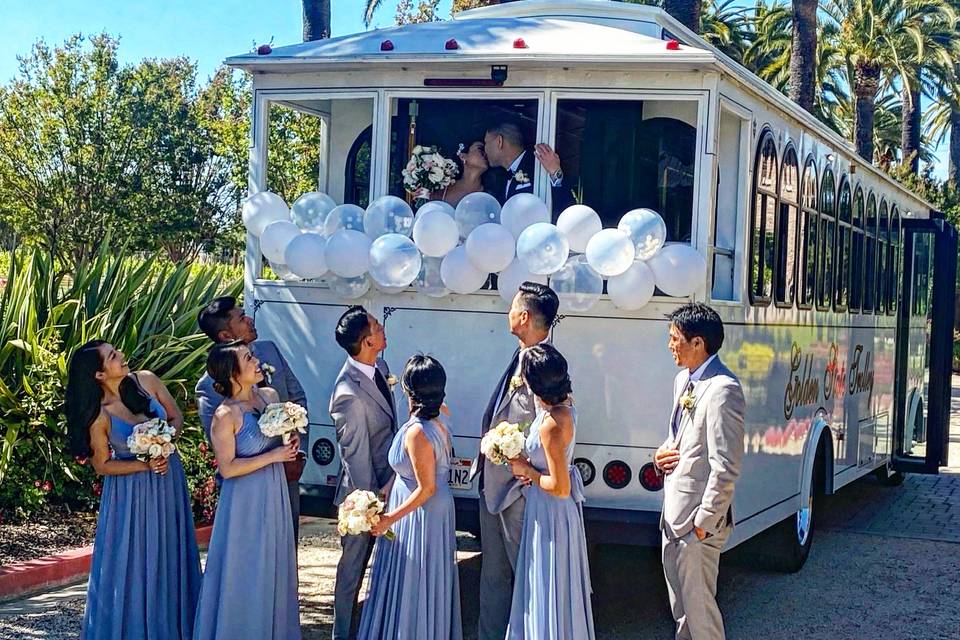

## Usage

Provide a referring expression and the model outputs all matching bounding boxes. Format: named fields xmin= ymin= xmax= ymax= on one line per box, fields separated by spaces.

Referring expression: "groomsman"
xmin=329 ymin=306 xmax=397 ymax=640
xmin=473 ymin=282 xmax=560 ymax=640
xmin=655 ymin=303 xmax=745 ymax=640
xmin=195 ymin=296 xmax=308 ymax=538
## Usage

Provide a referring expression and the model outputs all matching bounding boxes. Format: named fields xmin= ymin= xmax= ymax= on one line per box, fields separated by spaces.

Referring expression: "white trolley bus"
xmin=226 ymin=0 xmax=956 ymax=570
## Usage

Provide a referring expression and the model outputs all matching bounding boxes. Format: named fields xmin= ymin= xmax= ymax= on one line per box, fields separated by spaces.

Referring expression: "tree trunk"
xmin=664 ymin=0 xmax=700 ymax=34
xmin=853 ymin=62 xmax=880 ymax=162
xmin=901 ymin=86 xmax=922 ymax=174
xmin=302 ymin=0 xmax=331 ymax=42
xmin=949 ymin=106 xmax=960 ymax=190
xmin=788 ymin=0 xmax=817 ymax=113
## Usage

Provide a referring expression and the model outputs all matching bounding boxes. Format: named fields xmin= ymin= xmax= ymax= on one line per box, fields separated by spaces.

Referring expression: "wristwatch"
xmin=550 ymin=168 xmax=564 ymax=184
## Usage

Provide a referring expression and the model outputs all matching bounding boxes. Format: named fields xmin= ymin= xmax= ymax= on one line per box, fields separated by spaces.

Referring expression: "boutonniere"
xmin=259 ymin=362 xmax=276 ymax=384
xmin=512 ymin=170 xmax=530 ymax=185
xmin=679 ymin=388 xmax=697 ymax=417
xmin=385 ymin=374 xmax=399 ymax=390
xmin=508 ymin=375 xmax=524 ymax=394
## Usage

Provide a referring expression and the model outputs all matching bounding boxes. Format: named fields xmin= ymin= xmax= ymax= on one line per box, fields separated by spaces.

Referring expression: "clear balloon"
xmin=607 ymin=260 xmax=656 ymax=310
xmin=291 ymin=192 xmax=337 ymax=232
xmin=585 ymin=229 xmax=635 ymax=277
xmin=327 ymin=274 xmax=371 ymax=299
xmin=516 ymin=223 xmax=570 ymax=275
xmin=557 ymin=205 xmax=602 ymax=253
xmin=550 ymin=255 xmax=603 ymax=312
xmin=454 ymin=192 xmax=501 ymax=240
xmin=496 ymin=258 xmax=547 ymax=304
xmin=415 ymin=256 xmax=449 ymax=298
xmin=242 ymin=191 xmax=290 ymax=237
xmin=440 ymin=245 xmax=488 ymax=295
xmin=368 ymin=233 xmax=422 ymax=288
xmin=325 ymin=229 xmax=372 ymax=278
xmin=500 ymin=193 xmax=550 ymax=239
xmin=260 ymin=220 xmax=301 ymax=264
xmin=465 ymin=223 xmax=515 ymax=274
xmin=373 ymin=280 xmax=407 ymax=295
xmin=646 ymin=243 xmax=707 ymax=297
xmin=364 ymin=195 xmax=415 ymax=239
xmin=618 ymin=208 xmax=667 ymax=260
xmin=324 ymin=204 xmax=366 ymax=235
xmin=268 ymin=261 xmax=297 ymax=281
xmin=284 ymin=232 xmax=328 ymax=279
xmin=413 ymin=207 xmax=460 ymax=257
xmin=414 ymin=200 xmax=455 ymax=222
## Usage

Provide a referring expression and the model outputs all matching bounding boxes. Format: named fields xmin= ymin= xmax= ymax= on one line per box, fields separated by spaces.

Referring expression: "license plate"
xmin=448 ymin=457 xmax=474 ymax=491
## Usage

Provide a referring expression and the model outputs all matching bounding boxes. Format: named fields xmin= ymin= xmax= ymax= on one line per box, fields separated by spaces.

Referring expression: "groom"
xmin=483 ymin=121 xmax=575 ymax=214
xmin=473 ymin=281 xmax=560 ymax=640
xmin=329 ymin=306 xmax=397 ymax=640
xmin=655 ymin=303 xmax=745 ymax=640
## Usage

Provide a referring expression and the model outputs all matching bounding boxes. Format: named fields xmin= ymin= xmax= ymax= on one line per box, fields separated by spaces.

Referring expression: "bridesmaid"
xmin=507 ymin=344 xmax=595 ymax=640
xmin=359 ymin=354 xmax=462 ymax=639
xmin=192 ymin=341 xmax=301 ymax=640
xmin=65 ymin=340 xmax=201 ymax=640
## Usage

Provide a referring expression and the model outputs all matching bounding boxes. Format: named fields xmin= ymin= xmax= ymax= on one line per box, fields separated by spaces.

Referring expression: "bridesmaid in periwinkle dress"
xmin=192 ymin=342 xmax=301 ymax=640
xmin=359 ymin=354 xmax=462 ymax=639
xmin=507 ymin=344 xmax=595 ymax=640
xmin=65 ymin=340 xmax=201 ymax=640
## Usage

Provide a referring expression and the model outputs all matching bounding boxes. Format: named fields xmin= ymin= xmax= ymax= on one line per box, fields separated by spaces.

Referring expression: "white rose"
xmin=148 ymin=444 xmax=162 ymax=458
xmin=412 ymin=145 xmax=423 ymax=155
xmin=162 ymin=443 xmax=176 ymax=457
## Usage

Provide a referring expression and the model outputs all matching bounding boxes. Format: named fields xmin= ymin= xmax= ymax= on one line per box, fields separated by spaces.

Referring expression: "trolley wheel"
xmin=758 ymin=444 xmax=823 ymax=573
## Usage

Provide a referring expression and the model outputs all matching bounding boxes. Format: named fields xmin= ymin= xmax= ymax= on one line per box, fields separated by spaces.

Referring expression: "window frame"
xmin=877 ymin=199 xmax=889 ymax=315
xmin=834 ymin=176 xmax=852 ymax=312
xmin=888 ymin=205 xmax=901 ymax=314
xmin=774 ymin=144 xmax=800 ymax=308
xmin=849 ymin=184 xmax=865 ymax=314
xmin=749 ymin=129 xmax=779 ymax=306
xmin=863 ymin=191 xmax=878 ymax=314
xmin=798 ymin=155 xmax=818 ymax=310
xmin=816 ymin=168 xmax=837 ymax=312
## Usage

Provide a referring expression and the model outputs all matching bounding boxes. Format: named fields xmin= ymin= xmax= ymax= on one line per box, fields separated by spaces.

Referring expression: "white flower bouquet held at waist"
xmin=126 ymin=418 xmax=176 ymax=462
xmin=258 ymin=402 xmax=308 ymax=444
xmin=402 ymin=145 xmax=459 ymax=200
xmin=480 ymin=421 xmax=526 ymax=465
xmin=337 ymin=489 xmax=395 ymax=541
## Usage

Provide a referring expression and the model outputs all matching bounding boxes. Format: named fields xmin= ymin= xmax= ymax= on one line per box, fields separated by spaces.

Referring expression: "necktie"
xmin=374 ymin=370 xmax=395 ymax=418
xmin=672 ymin=380 xmax=694 ymax=438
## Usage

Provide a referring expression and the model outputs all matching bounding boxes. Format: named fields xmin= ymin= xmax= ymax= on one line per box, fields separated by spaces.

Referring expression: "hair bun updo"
xmin=521 ymin=343 xmax=572 ymax=406
xmin=401 ymin=354 xmax=446 ymax=421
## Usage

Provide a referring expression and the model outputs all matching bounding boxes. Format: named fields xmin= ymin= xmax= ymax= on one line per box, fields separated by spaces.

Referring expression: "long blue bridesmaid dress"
xmin=192 ymin=410 xmax=300 ymax=640
xmin=82 ymin=397 xmax=201 ymax=640
xmin=357 ymin=416 xmax=462 ymax=640
xmin=507 ymin=404 xmax=595 ymax=640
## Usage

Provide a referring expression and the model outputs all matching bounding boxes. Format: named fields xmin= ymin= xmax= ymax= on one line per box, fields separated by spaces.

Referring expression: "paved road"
xmin=4 ymin=381 xmax=960 ymax=639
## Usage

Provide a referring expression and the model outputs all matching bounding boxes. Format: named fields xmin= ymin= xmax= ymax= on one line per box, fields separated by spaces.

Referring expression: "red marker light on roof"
xmin=256 ymin=44 xmax=272 ymax=56
xmin=445 ymin=38 xmax=459 ymax=50
xmin=513 ymin=38 xmax=528 ymax=49
xmin=666 ymin=39 xmax=680 ymax=51
xmin=380 ymin=40 xmax=394 ymax=51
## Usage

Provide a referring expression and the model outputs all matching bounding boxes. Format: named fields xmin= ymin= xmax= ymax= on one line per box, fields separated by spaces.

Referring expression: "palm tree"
xmin=921 ymin=79 xmax=960 ymax=187
xmin=789 ymin=0 xmax=818 ymax=112
xmin=700 ymin=0 xmax=751 ymax=60
xmin=665 ymin=0 xmax=702 ymax=32
xmin=302 ymin=0 xmax=331 ymax=41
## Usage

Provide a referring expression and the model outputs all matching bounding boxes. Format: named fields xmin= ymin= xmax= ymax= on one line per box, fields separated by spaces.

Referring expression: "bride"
xmin=434 ymin=141 xmax=488 ymax=207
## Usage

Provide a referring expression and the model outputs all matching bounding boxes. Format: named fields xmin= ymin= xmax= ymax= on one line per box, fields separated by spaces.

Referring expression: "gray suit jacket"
xmin=328 ymin=358 xmax=397 ymax=505
xmin=472 ymin=347 xmax=538 ymax=514
xmin=196 ymin=340 xmax=308 ymax=441
xmin=659 ymin=357 xmax=745 ymax=540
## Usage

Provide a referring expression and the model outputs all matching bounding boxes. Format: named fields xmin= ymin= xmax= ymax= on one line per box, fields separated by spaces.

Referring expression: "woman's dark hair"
xmin=206 ymin=341 xmax=247 ymax=398
xmin=402 ymin=354 xmax=446 ymax=421
xmin=521 ymin=343 xmax=572 ymax=406
xmin=65 ymin=340 xmax=156 ymax=457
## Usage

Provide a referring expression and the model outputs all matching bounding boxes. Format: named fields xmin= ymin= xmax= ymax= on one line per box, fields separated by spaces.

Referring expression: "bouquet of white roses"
xmin=480 ymin=421 xmax=526 ymax=465
xmin=402 ymin=145 xmax=459 ymax=200
xmin=337 ymin=489 xmax=395 ymax=541
xmin=127 ymin=418 xmax=177 ymax=462
xmin=258 ymin=402 xmax=308 ymax=445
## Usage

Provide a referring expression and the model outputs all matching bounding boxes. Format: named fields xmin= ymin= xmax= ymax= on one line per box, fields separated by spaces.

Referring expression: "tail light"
xmin=573 ymin=458 xmax=595 ymax=486
xmin=639 ymin=462 xmax=663 ymax=491
xmin=602 ymin=460 xmax=632 ymax=489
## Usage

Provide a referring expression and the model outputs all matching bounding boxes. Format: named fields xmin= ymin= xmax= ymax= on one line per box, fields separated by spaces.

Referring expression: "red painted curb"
xmin=0 ymin=524 xmax=214 ymax=602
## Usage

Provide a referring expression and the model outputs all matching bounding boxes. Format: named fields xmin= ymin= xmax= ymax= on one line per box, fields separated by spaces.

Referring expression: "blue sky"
xmin=2 ymin=0 xmax=948 ymax=178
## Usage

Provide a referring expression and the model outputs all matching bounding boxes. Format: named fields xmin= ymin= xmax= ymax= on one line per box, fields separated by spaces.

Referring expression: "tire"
xmin=758 ymin=444 xmax=823 ymax=573
xmin=875 ymin=463 xmax=906 ymax=487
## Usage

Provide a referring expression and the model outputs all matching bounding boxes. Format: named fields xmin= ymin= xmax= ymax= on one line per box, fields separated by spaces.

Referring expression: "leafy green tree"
xmin=396 ymin=0 xmax=442 ymax=24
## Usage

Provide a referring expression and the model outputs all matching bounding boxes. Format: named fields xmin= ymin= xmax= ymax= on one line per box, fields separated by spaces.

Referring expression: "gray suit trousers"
xmin=287 ymin=480 xmax=300 ymax=540
xmin=332 ymin=533 xmax=374 ymax=640
xmin=477 ymin=491 xmax=525 ymax=640
xmin=661 ymin=523 xmax=732 ymax=640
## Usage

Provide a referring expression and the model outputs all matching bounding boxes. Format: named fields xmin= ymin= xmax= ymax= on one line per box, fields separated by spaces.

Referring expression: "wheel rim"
xmin=796 ymin=495 xmax=813 ymax=546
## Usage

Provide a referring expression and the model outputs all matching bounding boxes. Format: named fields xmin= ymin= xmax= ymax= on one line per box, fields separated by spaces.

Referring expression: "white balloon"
xmin=368 ymin=234 xmax=422 ymax=288
xmin=324 ymin=204 xmax=366 ymax=235
xmin=516 ymin=223 xmax=570 ymax=275
xmin=608 ymin=260 xmax=656 ymax=310
xmin=496 ymin=258 xmax=548 ymax=304
xmin=374 ymin=280 xmax=407 ymax=294
xmin=242 ymin=192 xmax=290 ymax=237
xmin=327 ymin=274 xmax=371 ymax=299
xmin=284 ymin=232 xmax=328 ymax=279
xmin=550 ymin=255 xmax=603 ymax=312
xmin=268 ymin=261 xmax=296 ymax=281
xmin=557 ymin=205 xmax=602 ymax=253
xmin=260 ymin=220 xmax=301 ymax=264
xmin=364 ymin=195 xmax=415 ymax=239
xmin=325 ymin=229 xmax=372 ymax=278
xmin=585 ymin=229 xmax=636 ymax=277
xmin=618 ymin=208 xmax=668 ymax=260
xmin=414 ymin=200 xmax=455 ymax=222
xmin=465 ymin=223 xmax=515 ymax=274
xmin=413 ymin=208 xmax=460 ymax=257
xmin=500 ymin=193 xmax=550 ymax=239
xmin=647 ymin=243 xmax=708 ymax=297
xmin=415 ymin=256 xmax=449 ymax=297
xmin=440 ymin=246 xmax=488 ymax=295
xmin=454 ymin=192 xmax=501 ymax=240
xmin=291 ymin=192 xmax=337 ymax=232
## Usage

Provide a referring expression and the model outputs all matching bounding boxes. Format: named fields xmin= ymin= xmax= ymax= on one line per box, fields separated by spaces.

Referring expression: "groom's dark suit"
xmin=489 ymin=149 xmax=575 ymax=215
